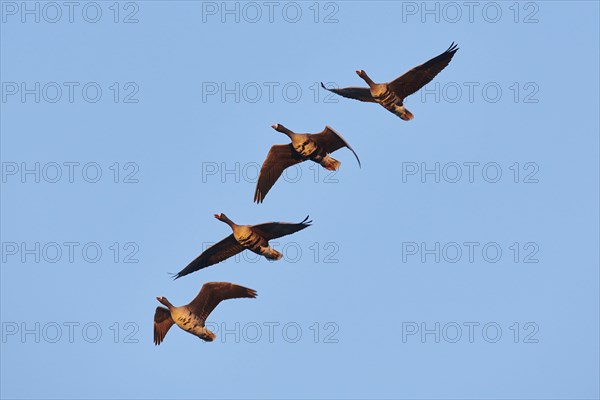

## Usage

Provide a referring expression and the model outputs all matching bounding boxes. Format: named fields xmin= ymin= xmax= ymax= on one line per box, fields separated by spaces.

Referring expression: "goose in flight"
xmin=173 ymin=213 xmax=312 ymax=279
xmin=254 ymin=124 xmax=360 ymax=203
xmin=154 ymin=282 xmax=257 ymax=345
xmin=321 ymin=42 xmax=459 ymax=121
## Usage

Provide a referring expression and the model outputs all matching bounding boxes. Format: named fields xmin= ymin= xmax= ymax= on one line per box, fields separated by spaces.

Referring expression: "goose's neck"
xmin=278 ymin=126 xmax=295 ymax=139
xmin=221 ymin=215 xmax=238 ymax=228
xmin=162 ymin=299 xmax=175 ymax=310
xmin=283 ymin=131 xmax=295 ymax=140
xmin=360 ymin=72 xmax=376 ymax=88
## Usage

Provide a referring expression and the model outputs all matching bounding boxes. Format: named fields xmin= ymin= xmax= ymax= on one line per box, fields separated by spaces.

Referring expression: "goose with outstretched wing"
xmin=254 ymin=124 xmax=360 ymax=203
xmin=321 ymin=42 xmax=459 ymax=120
xmin=173 ymin=214 xmax=312 ymax=279
xmin=154 ymin=282 xmax=257 ymax=345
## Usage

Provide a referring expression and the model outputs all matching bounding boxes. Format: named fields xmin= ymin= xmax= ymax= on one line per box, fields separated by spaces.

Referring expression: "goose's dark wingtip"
xmin=321 ymin=82 xmax=334 ymax=92
xmin=352 ymin=152 xmax=362 ymax=168
xmin=304 ymin=217 xmax=314 ymax=226
xmin=447 ymin=42 xmax=459 ymax=52
xmin=254 ymin=190 xmax=265 ymax=204
xmin=168 ymin=272 xmax=182 ymax=280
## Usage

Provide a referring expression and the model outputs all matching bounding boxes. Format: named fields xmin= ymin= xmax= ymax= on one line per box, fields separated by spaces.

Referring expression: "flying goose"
xmin=154 ymin=282 xmax=257 ymax=345
xmin=173 ymin=213 xmax=312 ymax=279
xmin=254 ymin=124 xmax=361 ymax=203
xmin=321 ymin=42 xmax=459 ymax=121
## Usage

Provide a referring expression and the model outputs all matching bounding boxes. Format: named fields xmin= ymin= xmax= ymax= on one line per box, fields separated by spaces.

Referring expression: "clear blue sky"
xmin=1 ymin=1 xmax=599 ymax=399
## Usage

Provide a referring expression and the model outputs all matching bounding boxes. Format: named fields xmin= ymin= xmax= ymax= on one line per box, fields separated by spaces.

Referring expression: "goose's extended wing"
xmin=311 ymin=126 xmax=361 ymax=167
xmin=388 ymin=42 xmax=459 ymax=99
xmin=320 ymin=82 xmax=376 ymax=103
xmin=153 ymin=307 xmax=174 ymax=345
xmin=187 ymin=282 xmax=257 ymax=324
xmin=251 ymin=216 xmax=312 ymax=241
xmin=173 ymin=235 xmax=244 ymax=279
xmin=254 ymin=144 xmax=304 ymax=203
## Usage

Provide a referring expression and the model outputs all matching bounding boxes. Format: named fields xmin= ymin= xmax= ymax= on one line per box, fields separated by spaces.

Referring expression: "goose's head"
xmin=214 ymin=213 xmax=237 ymax=227
xmin=156 ymin=296 xmax=171 ymax=307
xmin=214 ymin=213 xmax=228 ymax=221
xmin=356 ymin=70 xmax=375 ymax=86
xmin=271 ymin=124 xmax=294 ymax=137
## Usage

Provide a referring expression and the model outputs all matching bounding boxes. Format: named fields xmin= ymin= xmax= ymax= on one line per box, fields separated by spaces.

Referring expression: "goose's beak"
xmin=271 ymin=124 xmax=278 ymax=130
xmin=214 ymin=213 xmax=221 ymax=219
